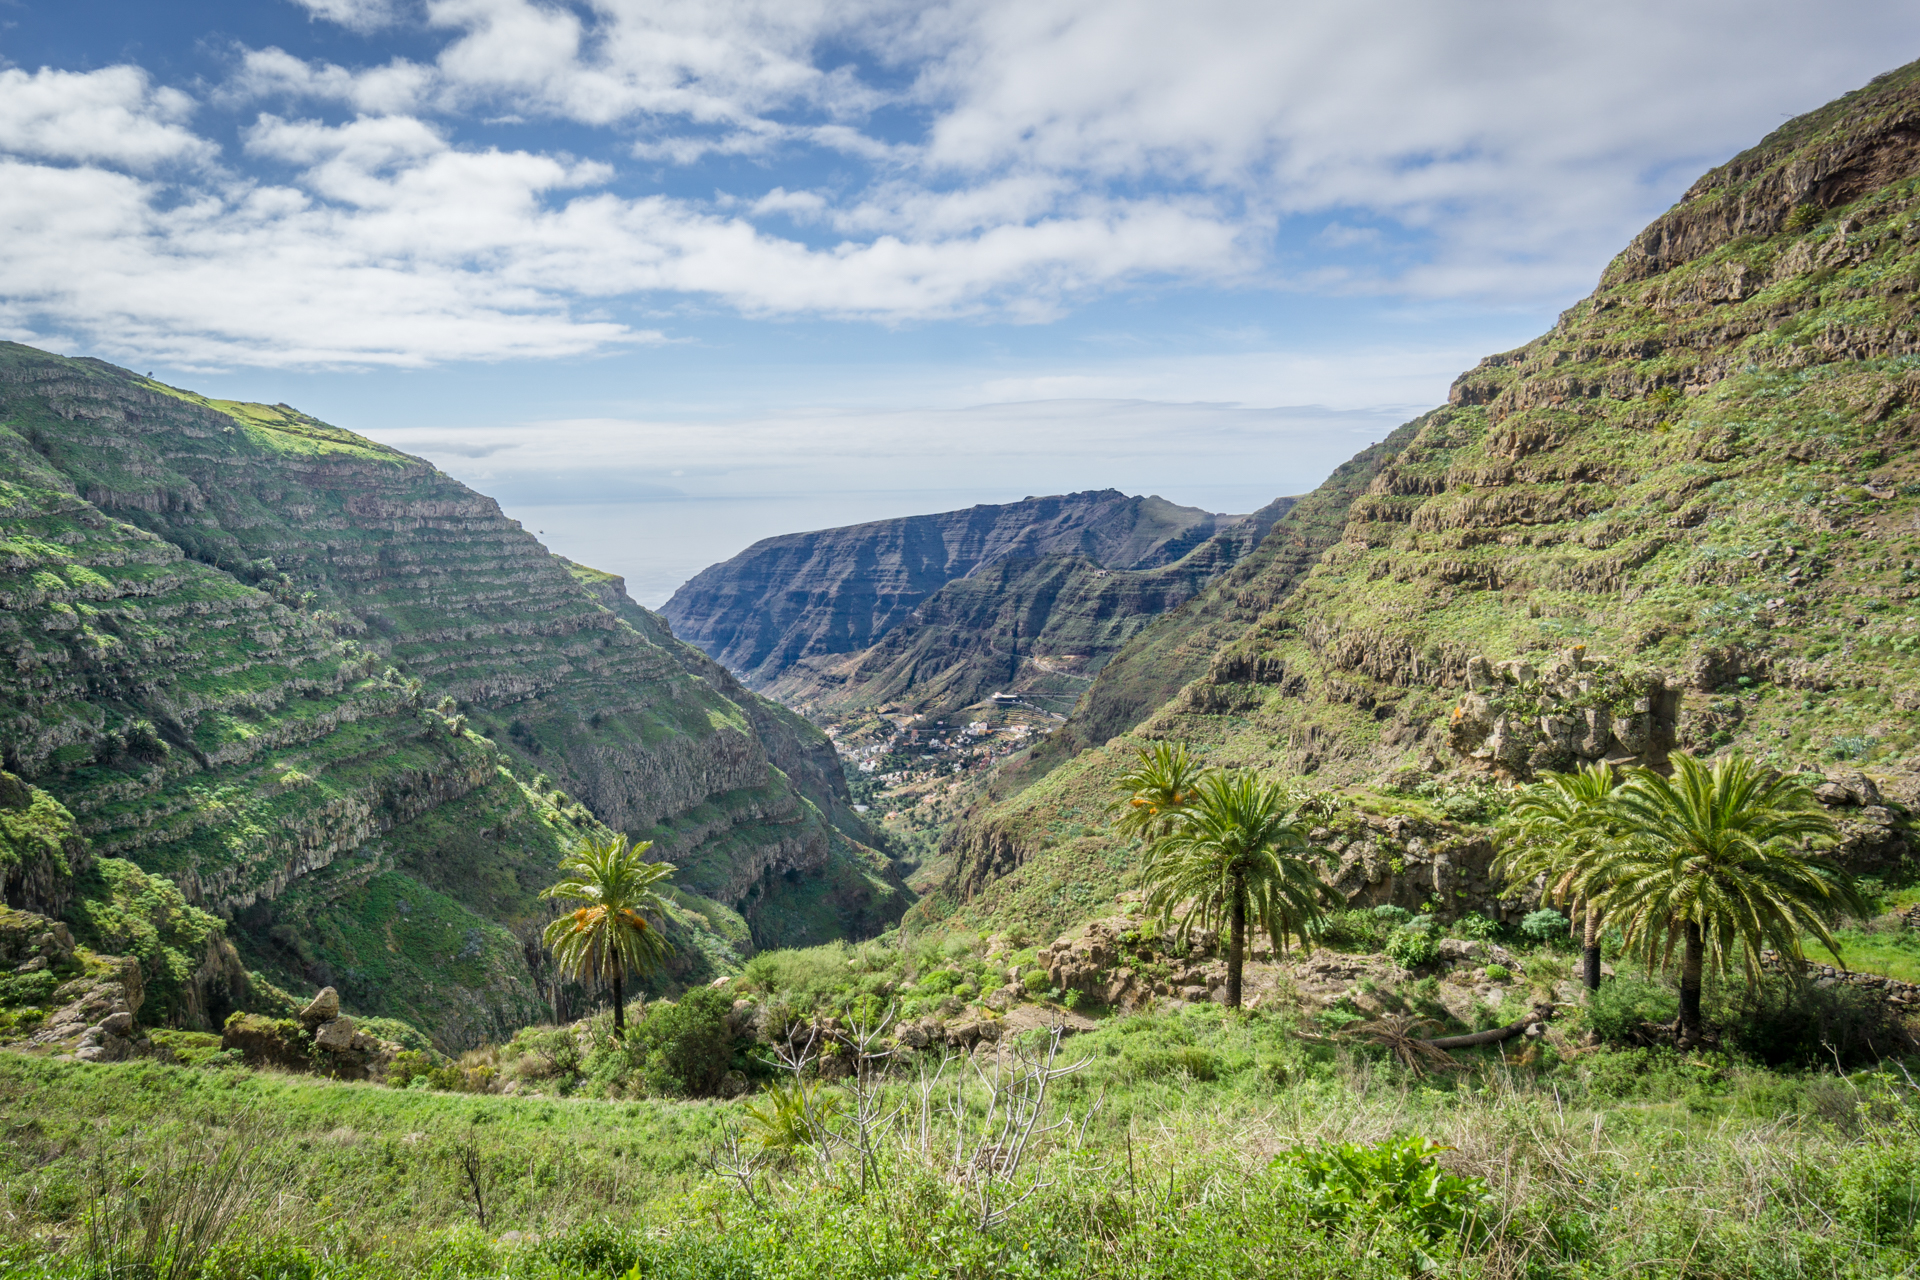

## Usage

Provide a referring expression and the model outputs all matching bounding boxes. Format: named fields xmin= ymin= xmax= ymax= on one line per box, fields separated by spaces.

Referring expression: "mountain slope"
xmin=931 ymin=57 xmax=1920 ymax=939
xmin=760 ymin=495 xmax=1300 ymax=717
xmin=660 ymin=491 xmax=1246 ymax=690
xmin=0 ymin=345 xmax=905 ymax=1044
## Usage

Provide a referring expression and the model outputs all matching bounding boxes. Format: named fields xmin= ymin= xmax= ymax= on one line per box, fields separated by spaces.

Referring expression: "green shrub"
xmin=1588 ymin=977 xmax=1678 ymax=1045
xmin=916 ymin=968 xmax=962 ymax=996
xmin=1321 ymin=910 xmax=1390 ymax=952
xmin=1022 ymin=969 xmax=1050 ymax=993
xmin=0 ymin=969 xmax=59 ymax=1009
xmin=1483 ymin=964 xmax=1510 ymax=982
xmin=1372 ymin=905 xmax=1414 ymax=927
xmin=1385 ymin=927 xmax=1438 ymax=969
xmin=505 ymin=1025 xmax=582 ymax=1081
xmin=1277 ymin=1135 xmax=1494 ymax=1245
xmin=388 ymin=1049 xmax=464 ymax=1091
xmin=1706 ymin=974 xmax=1914 ymax=1069
xmin=632 ymin=987 xmax=738 ymax=1097
xmin=1519 ymin=909 xmax=1569 ymax=944
xmin=1451 ymin=914 xmax=1498 ymax=942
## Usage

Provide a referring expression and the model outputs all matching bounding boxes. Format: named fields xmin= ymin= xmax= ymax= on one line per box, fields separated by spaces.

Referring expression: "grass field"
xmin=3 ymin=1000 xmax=1919 ymax=1279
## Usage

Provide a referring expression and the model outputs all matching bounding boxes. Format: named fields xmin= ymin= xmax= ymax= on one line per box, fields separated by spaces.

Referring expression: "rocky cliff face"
xmin=932 ymin=58 xmax=1920 ymax=935
xmin=661 ymin=491 xmax=1249 ymax=690
xmin=0 ymin=345 xmax=905 ymax=1044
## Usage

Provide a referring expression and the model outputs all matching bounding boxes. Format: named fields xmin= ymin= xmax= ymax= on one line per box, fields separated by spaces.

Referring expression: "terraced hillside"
xmin=0 ymin=345 xmax=905 ymax=1045
xmin=765 ymin=495 xmax=1299 ymax=718
xmin=929 ymin=58 xmax=1920 ymax=939
xmin=661 ymin=490 xmax=1254 ymax=696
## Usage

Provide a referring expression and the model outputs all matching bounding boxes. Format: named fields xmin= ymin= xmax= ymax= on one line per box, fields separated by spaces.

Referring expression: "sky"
xmin=1 ymin=2 xmax=1916 ymax=603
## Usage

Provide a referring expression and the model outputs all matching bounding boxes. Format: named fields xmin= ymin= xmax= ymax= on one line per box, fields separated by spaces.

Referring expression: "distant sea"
xmin=504 ymin=484 xmax=1287 ymax=610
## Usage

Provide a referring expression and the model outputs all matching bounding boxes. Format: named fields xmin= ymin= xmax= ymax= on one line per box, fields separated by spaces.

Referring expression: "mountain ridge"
xmin=0 ymin=344 xmax=906 ymax=1046
xmin=660 ymin=490 xmax=1250 ymax=692
xmin=922 ymin=54 xmax=1920 ymax=942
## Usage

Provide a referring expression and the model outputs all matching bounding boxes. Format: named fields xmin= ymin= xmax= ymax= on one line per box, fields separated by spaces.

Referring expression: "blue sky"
xmin=2 ymin=0 xmax=1916 ymax=601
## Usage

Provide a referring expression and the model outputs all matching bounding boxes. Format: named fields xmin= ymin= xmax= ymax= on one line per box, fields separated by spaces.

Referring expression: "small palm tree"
xmin=541 ymin=833 xmax=676 ymax=1038
xmin=1143 ymin=770 xmax=1335 ymax=1008
xmin=1499 ymin=761 xmax=1626 ymax=992
xmin=1110 ymin=741 xmax=1212 ymax=841
xmin=1600 ymin=753 xmax=1860 ymax=1046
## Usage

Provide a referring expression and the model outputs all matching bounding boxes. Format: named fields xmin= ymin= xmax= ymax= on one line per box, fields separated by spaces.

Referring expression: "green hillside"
xmin=0 ymin=346 xmax=907 ymax=1046
xmin=929 ymin=56 xmax=1920 ymax=939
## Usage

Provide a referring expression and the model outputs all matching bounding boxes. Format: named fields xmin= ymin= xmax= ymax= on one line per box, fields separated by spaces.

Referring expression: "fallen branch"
xmin=1421 ymin=1005 xmax=1556 ymax=1050
xmin=1346 ymin=1005 xmax=1558 ymax=1074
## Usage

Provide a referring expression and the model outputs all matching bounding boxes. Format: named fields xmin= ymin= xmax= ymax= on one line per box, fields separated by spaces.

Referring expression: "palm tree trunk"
xmin=1226 ymin=873 xmax=1245 ymax=1010
xmin=1582 ymin=904 xmax=1602 ymax=993
xmin=1677 ymin=921 xmax=1704 ymax=1046
xmin=612 ymin=967 xmax=626 ymax=1039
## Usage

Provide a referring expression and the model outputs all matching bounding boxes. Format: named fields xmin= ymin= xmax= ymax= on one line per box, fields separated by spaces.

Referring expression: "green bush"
xmin=1451 ymin=914 xmax=1498 ymax=942
xmin=388 ymin=1050 xmax=464 ymax=1091
xmin=1022 ymin=969 xmax=1050 ymax=993
xmin=1385 ymin=926 xmax=1438 ymax=969
xmin=632 ymin=987 xmax=739 ymax=1097
xmin=916 ymin=968 xmax=962 ymax=996
xmin=1588 ymin=977 xmax=1678 ymax=1045
xmin=1705 ymin=974 xmax=1914 ymax=1069
xmin=1321 ymin=910 xmax=1390 ymax=952
xmin=0 ymin=969 xmax=59 ymax=1008
xmin=1483 ymin=964 xmax=1511 ymax=983
xmin=1519 ymin=908 xmax=1569 ymax=944
xmin=505 ymin=1025 xmax=582 ymax=1081
xmin=1277 ymin=1135 xmax=1494 ymax=1245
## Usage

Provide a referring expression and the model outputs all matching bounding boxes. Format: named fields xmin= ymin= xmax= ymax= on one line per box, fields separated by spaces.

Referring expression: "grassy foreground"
xmin=2 ymin=1005 xmax=1918 ymax=1280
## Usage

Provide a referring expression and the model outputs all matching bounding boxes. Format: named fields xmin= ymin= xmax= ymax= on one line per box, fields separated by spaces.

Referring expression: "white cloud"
xmin=228 ymin=47 xmax=432 ymax=115
xmin=376 ymin=394 xmax=1422 ymax=510
xmin=8 ymin=1 xmax=1918 ymax=366
xmin=290 ymin=0 xmax=400 ymax=33
xmin=0 ymin=66 xmax=215 ymax=168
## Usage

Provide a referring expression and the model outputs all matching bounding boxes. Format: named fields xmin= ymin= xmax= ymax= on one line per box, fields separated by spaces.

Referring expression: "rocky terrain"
xmin=662 ymin=491 xmax=1277 ymax=708
xmin=0 ymin=345 xmax=905 ymax=1047
xmin=926 ymin=57 xmax=1920 ymax=939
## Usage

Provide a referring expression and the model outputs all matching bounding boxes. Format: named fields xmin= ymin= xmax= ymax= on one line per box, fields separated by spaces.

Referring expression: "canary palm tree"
xmin=541 ymin=833 xmax=676 ymax=1038
xmin=1600 ymin=753 xmax=1860 ymax=1046
xmin=1110 ymin=740 xmax=1212 ymax=842
xmin=1499 ymin=761 xmax=1626 ymax=991
xmin=1143 ymin=770 xmax=1335 ymax=1008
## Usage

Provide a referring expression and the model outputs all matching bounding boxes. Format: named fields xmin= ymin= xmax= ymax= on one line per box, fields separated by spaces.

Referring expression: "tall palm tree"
xmin=541 ymin=833 xmax=676 ymax=1038
xmin=1110 ymin=741 xmax=1212 ymax=842
xmin=1142 ymin=770 xmax=1335 ymax=1008
xmin=1600 ymin=753 xmax=1859 ymax=1046
xmin=1499 ymin=761 xmax=1626 ymax=991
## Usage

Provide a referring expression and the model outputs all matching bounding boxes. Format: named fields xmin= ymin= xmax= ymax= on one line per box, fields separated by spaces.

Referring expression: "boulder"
xmin=1574 ymin=707 xmax=1613 ymax=758
xmin=299 ymin=987 xmax=341 ymax=1026
xmin=313 ymin=1016 xmax=358 ymax=1051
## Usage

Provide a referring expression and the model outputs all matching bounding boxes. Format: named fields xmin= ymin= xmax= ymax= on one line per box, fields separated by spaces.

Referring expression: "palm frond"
xmin=1598 ymin=754 xmax=1857 ymax=985
xmin=540 ymin=833 xmax=677 ymax=985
